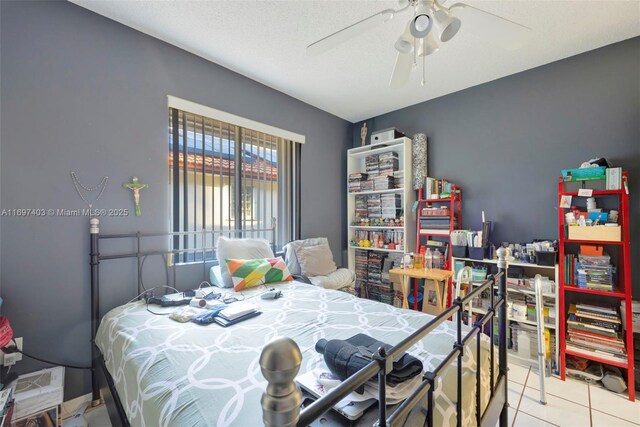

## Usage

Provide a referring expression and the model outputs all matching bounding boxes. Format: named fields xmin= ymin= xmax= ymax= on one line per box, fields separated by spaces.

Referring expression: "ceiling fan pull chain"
xmin=421 ymin=53 xmax=426 ymax=86
xmin=412 ymin=4 xmax=417 ymax=68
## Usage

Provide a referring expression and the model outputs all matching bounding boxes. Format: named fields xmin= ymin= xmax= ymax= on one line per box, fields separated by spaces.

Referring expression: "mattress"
xmin=96 ymin=281 xmax=493 ymax=427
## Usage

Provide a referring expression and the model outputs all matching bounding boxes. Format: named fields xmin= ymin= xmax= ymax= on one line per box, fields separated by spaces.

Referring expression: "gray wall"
xmin=357 ymin=37 xmax=640 ymax=294
xmin=0 ymin=1 xmax=351 ymax=398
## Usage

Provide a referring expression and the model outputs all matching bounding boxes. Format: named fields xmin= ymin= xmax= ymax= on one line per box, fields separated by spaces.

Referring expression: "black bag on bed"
xmin=315 ymin=333 xmax=423 ymax=393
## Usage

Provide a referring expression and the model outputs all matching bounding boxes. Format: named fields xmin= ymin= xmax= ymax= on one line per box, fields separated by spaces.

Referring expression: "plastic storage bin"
xmin=536 ymin=251 xmax=557 ymax=266
xmin=561 ymin=166 xmax=606 ymax=180
xmin=468 ymin=246 xmax=486 ymax=260
xmin=578 ymin=254 xmax=611 ymax=266
xmin=452 ymin=245 xmax=467 ymax=258
xmin=471 ymin=268 xmax=487 ymax=282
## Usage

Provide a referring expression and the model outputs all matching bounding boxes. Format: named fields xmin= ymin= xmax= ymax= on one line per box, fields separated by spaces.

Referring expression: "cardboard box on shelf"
xmin=568 ymin=225 xmax=621 ymax=242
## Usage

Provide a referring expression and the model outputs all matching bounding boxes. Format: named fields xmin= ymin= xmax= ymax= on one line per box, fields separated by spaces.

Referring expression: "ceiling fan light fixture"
xmin=433 ymin=9 xmax=461 ymax=42
xmin=409 ymin=4 xmax=433 ymax=38
xmin=394 ymin=37 xmax=413 ymax=54
xmin=418 ymin=31 xmax=439 ymax=56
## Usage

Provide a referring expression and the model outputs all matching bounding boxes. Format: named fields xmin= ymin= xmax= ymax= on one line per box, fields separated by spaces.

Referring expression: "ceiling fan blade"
xmin=449 ymin=3 xmax=531 ymax=50
xmin=307 ymin=8 xmax=398 ymax=56
xmin=389 ymin=52 xmax=413 ymax=88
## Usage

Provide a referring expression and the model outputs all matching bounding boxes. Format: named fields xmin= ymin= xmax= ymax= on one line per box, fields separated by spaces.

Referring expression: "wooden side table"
xmin=389 ymin=268 xmax=454 ymax=315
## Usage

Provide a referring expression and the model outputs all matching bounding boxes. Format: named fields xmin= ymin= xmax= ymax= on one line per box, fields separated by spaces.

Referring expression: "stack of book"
xmin=374 ymin=175 xmax=395 ymax=191
xmin=360 ymin=180 xmax=374 ymax=192
xmin=348 ymin=172 xmax=368 ymax=193
xmin=563 ymin=254 xmax=577 ymax=285
xmin=354 ymin=249 xmax=369 ymax=297
xmin=419 ymin=217 xmax=456 ymax=235
xmin=575 ymin=254 xmax=615 ymax=292
xmin=367 ymin=195 xmax=382 ymax=218
xmin=566 ymin=303 xmax=626 ymax=363
xmin=381 ymin=194 xmax=401 ymax=219
xmin=393 ymin=171 xmax=404 ymax=189
xmin=367 ymin=252 xmax=385 ymax=287
xmin=215 ymin=302 xmax=261 ymax=326
xmin=378 ymin=151 xmax=399 ymax=176
xmin=365 ymin=154 xmax=379 ymax=177
xmin=355 ymin=195 xmax=368 ymax=220
xmin=424 ymin=177 xmax=457 ymax=199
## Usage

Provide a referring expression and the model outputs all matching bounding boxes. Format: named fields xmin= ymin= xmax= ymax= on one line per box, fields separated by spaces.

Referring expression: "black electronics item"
xmin=147 ymin=295 xmax=192 ymax=307
xmin=183 ymin=290 xmax=196 ymax=297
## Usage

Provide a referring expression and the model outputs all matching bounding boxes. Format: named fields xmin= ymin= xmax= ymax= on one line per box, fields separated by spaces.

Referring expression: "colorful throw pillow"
xmin=216 ymin=237 xmax=275 ymax=287
xmin=225 ymin=257 xmax=293 ymax=291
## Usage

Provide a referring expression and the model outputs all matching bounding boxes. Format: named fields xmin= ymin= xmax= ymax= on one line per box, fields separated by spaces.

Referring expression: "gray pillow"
xmin=296 ymin=243 xmax=337 ymax=277
xmin=216 ymin=237 xmax=274 ymax=287
xmin=284 ymin=237 xmax=329 ymax=275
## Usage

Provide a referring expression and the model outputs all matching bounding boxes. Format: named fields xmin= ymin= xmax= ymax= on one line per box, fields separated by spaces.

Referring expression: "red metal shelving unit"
xmin=558 ymin=172 xmax=635 ymax=401
xmin=413 ymin=185 xmax=462 ymax=310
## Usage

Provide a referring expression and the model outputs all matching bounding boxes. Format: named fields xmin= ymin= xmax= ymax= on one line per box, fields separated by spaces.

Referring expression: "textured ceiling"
xmin=70 ymin=0 xmax=640 ymax=122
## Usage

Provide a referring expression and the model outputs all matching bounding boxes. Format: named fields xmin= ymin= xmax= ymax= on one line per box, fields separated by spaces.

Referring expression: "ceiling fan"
xmin=307 ymin=0 xmax=531 ymax=87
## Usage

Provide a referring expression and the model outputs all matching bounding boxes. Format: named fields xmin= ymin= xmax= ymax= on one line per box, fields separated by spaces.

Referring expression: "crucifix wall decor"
xmin=123 ymin=177 xmax=148 ymax=217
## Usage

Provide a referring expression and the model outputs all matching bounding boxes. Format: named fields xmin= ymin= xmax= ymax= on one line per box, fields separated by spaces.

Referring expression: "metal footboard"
xmin=260 ymin=247 xmax=511 ymax=427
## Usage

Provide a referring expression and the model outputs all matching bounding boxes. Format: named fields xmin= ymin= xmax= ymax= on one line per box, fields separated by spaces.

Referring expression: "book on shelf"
xmin=567 ymin=322 xmax=619 ymax=338
xmin=567 ymin=333 xmax=625 ymax=354
xmin=574 ymin=309 xmax=621 ymax=323
xmin=568 ymin=305 xmax=621 ymax=331
xmin=565 ymin=344 xmax=627 ymax=363
xmin=419 ymin=218 xmax=455 ymax=229
xmin=564 ymin=254 xmax=577 ymax=285
xmin=575 ymin=303 xmax=617 ymax=316
xmin=605 ymin=167 xmax=622 ymax=190
xmin=566 ymin=303 xmax=627 ymax=361
xmin=567 ymin=328 xmax=624 ymax=344
xmin=424 ymin=177 xmax=458 ymax=199
xmin=567 ymin=316 xmax=621 ymax=333
xmin=419 ymin=229 xmax=451 ymax=235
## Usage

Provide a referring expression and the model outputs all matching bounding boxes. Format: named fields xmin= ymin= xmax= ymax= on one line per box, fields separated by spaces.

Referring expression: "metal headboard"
xmin=88 ymin=217 xmax=277 ymax=405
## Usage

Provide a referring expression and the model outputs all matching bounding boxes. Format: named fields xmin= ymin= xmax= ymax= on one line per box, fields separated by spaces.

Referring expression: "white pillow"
xmin=296 ymin=243 xmax=337 ymax=277
xmin=216 ymin=237 xmax=274 ymax=287
xmin=284 ymin=237 xmax=329 ymax=275
xmin=308 ymin=268 xmax=355 ymax=290
xmin=209 ymin=265 xmax=229 ymax=288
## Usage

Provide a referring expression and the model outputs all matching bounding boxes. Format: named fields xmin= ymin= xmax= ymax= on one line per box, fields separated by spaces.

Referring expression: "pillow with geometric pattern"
xmin=225 ymin=257 xmax=293 ymax=291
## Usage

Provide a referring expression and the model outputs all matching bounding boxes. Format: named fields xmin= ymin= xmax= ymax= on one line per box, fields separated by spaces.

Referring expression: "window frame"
xmin=168 ymin=100 xmax=301 ymax=263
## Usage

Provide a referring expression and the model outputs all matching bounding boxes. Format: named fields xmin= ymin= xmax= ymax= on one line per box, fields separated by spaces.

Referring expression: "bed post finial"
xmin=260 ymin=336 xmax=303 ymax=427
xmin=496 ymin=246 xmax=508 ymax=269
xmin=90 ymin=217 xmax=100 ymax=234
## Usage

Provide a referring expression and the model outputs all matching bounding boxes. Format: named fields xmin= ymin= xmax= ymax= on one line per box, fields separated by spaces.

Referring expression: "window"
xmin=168 ymin=101 xmax=301 ymax=262
xmin=229 ymin=186 xmax=254 ymax=221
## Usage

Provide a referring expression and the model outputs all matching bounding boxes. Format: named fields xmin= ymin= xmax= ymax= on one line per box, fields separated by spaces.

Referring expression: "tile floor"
xmin=75 ymin=363 xmax=640 ymax=426
xmin=506 ymin=363 xmax=639 ymax=426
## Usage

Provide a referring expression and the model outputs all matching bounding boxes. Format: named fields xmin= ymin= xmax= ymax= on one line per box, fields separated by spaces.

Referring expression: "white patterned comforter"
xmin=96 ymin=281 xmax=493 ymax=427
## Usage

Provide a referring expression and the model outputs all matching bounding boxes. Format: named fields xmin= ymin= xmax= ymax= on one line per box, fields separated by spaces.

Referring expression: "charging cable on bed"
xmin=138 ymin=253 xmax=171 ymax=292
xmin=1 ymin=338 xmax=91 ymax=370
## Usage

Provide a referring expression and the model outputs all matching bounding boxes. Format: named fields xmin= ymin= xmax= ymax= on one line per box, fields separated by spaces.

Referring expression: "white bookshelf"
xmin=452 ymin=256 xmax=560 ymax=374
xmin=347 ymin=137 xmax=416 ymax=280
